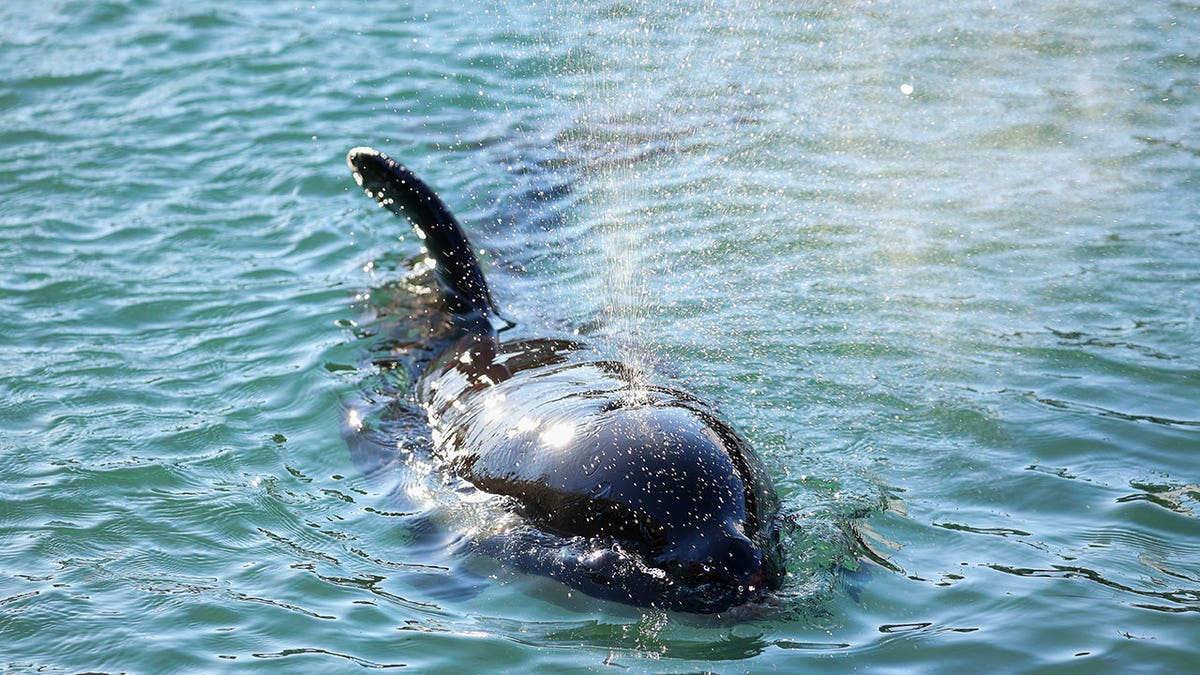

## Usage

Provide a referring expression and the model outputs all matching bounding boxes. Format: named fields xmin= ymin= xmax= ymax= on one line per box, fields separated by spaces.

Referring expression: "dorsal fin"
xmin=347 ymin=147 xmax=494 ymax=316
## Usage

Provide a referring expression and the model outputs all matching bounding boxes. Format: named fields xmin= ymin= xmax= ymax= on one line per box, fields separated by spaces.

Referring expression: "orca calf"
xmin=346 ymin=147 xmax=784 ymax=613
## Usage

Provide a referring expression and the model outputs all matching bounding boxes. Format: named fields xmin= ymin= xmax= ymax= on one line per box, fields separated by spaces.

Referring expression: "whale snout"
xmin=654 ymin=527 xmax=772 ymax=591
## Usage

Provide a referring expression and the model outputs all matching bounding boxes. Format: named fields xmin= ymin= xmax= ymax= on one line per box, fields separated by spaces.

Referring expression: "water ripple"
xmin=2 ymin=0 xmax=1198 ymax=671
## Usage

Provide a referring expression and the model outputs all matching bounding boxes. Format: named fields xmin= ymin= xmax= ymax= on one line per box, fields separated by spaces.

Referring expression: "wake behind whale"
xmin=343 ymin=146 xmax=785 ymax=613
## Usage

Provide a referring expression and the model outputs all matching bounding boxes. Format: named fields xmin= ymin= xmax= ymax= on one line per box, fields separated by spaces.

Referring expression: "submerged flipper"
xmin=347 ymin=147 xmax=494 ymax=316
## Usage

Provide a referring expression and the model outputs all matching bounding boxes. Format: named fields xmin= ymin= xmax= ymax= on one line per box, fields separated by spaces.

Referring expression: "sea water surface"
xmin=2 ymin=1 xmax=1198 ymax=672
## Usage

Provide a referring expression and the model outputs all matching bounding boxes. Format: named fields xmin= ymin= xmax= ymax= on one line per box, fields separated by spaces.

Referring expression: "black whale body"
xmin=347 ymin=147 xmax=784 ymax=613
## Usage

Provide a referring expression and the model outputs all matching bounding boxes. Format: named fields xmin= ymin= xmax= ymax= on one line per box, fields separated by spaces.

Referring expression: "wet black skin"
xmin=347 ymin=147 xmax=784 ymax=612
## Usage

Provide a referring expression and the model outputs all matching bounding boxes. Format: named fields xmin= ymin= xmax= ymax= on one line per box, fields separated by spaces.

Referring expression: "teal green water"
xmin=2 ymin=1 xmax=1198 ymax=672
